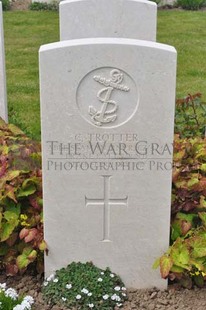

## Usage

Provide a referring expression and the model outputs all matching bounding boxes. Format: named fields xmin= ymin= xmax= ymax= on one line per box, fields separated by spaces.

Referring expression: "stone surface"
xmin=40 ymin=37 xmax=176 ymax=289
xmin=60 ymin=0 xmax=157 ymax=41
xmin=0 ymin=2 xmax=7 ymax=122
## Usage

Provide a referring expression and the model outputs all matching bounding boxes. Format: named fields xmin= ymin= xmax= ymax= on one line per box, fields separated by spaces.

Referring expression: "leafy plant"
xmin=42 ymin=262 xmax=127 ymax=309
xmin=29 ymin=1 xmax=59 ymax=11
xmin=2 ymin=0 xmax=10 ymax=11
xmin=177 ymin=0 xmax=206 ymax=10
xmin=149 ymin=0 xmax=161 ymax=5
xmin=154 ymin=135 xmax=206 ymax=288
xmin=175 ymin=93 xmax=206 ymax=138
xmin=0 ymin=283 xmax=34 ymax=310
xmin=0 ymin=118 xmax=46 ymax=275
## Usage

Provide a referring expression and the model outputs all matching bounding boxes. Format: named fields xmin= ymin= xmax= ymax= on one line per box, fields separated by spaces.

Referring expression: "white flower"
xmin=97 ymin=277 xmax=103 ymax=282
xmin=76 ymin=294 xmax=82 ymax=300
xmin=53 ymin=278 xmax=58 ymax=283
xmin=110 ymin=273 xmax=114 ymax=278
xmin=13 ymin=306 xmax=23 ymax=310
xmin=87 ymin=292 xmax=92 ymax=296
xmin=43 ymin=281 xmax=48 ymax=287
xmin=81 ymin=288 xmax=89 ymax=294
xmin=88 ymin=304 xmax=94 ymax=308
xmin=0 ymin=283 xmax=6 ymax=291
xmin=122 ymin=293 xmax=126 ymax=297
xmin=23 ymin=296 xmax=34 ymax=305
xmin=116 ymin=303 xmax=123 ymax=307
xmin=62 ymin=297 xmax=67 ymax=302
xmin=66 ymin=284 xmax=72 ymax=289
xmin=5 ymin=288 xmax=18 ymax=300
xmin=100 ymin=272 xmax=104 ymax=275
xmin=111 ymin=294 xmax=121 ymax=302
xmin=47 ymin=274 xmax=55 ymax=282
xmin=121 ymin=287 xmax=126 ymax=291
xmin=114 ymin=286 xmax=121 ymax=291
xmin=21 ymin=300 xmax=32 ymax=309
xmin=103 ymin=294 xmax=109 ymax=300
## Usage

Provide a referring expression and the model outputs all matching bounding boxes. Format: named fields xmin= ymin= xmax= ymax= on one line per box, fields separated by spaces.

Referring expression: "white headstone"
xmin=60 ymin=0 xmax=157 ymax=41
xmin=40 ymin=37 xmax=176 ymax=289
xmin=0 ymin=2 xmax=7 ymax=122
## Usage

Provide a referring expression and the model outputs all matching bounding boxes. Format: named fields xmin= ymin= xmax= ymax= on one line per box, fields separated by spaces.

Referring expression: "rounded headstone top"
xmin=60 ymin=0 xmax=157 ymax=41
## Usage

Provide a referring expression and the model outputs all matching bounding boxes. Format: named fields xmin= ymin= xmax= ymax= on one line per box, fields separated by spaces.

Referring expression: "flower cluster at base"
xmin=0 ymin=283 xmax=34 ymax=310
xmin=42 ymin=262 xmax=128 ymax=309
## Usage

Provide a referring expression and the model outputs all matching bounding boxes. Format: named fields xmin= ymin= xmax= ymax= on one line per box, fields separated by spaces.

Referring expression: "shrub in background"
xmin=29 ymin=1 xmax=59 ymax=11
xmin=149 ymin=0 xmax=161 ymax=5
xmin=175 ymin=93 xmax=206 ymax=138
xmin=177 ymin=0 xmax=206 ymax=10
xmin=0 ymin=118 xmax=46 ymax=276
xmin=2 ymin=0 xmax=10 ymax=11
xmin=42 ymin=262 xmax=127 ymax=309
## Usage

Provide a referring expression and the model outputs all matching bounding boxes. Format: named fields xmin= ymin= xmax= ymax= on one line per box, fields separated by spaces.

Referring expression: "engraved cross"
xmin=85 ymin=175 xmax=128 ymax=242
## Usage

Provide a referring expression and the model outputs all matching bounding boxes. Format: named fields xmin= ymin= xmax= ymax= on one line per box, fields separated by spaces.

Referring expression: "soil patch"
xmin=1 ymin=274 xmax=206 ymax=309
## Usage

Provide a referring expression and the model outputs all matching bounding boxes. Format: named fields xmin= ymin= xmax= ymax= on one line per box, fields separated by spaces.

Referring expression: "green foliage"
xmin=154 ymin=135 xmax=206 ymax=287
xmin=4 ymin=11 xmax=59 ymax=140
xmin=149 ymin=0 xmax=161 ymax=4
xmin=2 ymin=0 xmax=10 ymax=11
xmin=0 ymin=283 xmax=34 ymax=310
xmin=29 ymin=1 xmax=59 ymax=11
xmin=3 ymin=11 xmax=206 ymax=139
xmin=175 ymin=93 xmax=206 ymax=138
xmin=42 ymin=262 xmax=127 ymax=309
xmin=177 ymin=0 xmax=206 ymax=10
xmin=0 ymin=118 xmax=46 ymax=275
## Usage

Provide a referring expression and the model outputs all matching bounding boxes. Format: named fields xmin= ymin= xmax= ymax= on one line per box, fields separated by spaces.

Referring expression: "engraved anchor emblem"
xmin=89 ymin=69 xmax=130 ymax=126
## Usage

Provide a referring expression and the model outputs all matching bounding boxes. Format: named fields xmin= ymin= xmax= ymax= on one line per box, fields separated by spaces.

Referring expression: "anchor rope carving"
xmin=89 ymin=69 xmax=130 ymax=126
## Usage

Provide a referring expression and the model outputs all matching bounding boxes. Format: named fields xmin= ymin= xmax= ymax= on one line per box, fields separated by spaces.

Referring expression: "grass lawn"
xmin=3 ymin=10 xmax=206 ymax=140
xmin=4 ymin=11 xmax=59 ymax=140
xmin=158 ymin=10 xmax=206 ymax=100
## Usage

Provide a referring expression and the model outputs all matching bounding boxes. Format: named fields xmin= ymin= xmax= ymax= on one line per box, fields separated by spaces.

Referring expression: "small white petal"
xmin=97 ymin=278 xmax=103 ymax=282
xmin=103 ymin=294 xmax=109 ymax=300
xmin=76 ymin=294 xmax=82 ymax=300
xmin=116 ymin=303 xmax=123 ymax=307
xmin=23 ymin=295 xmax=34 ymax=305
xmin=5 ymin=288 xmax=18 ymax=300
xmin=0 ymin=283 xmax=6 ymax=291
xmin=81 ymin=288 xmax=89 ymax=294
xmin=87 ymin=292 xmax=92 ymax=296
xmin=21 ymin=300 xmax=32 ymax=309
xmin=114 ymin=286 xmax=121 ymax=291
xmin=110 ymin=273 xmax=114 ymax=278
xmin=53 ymin=278 xmax=58 ymax=283
xmin=66 ymin=284 xmax=72 ymax=289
